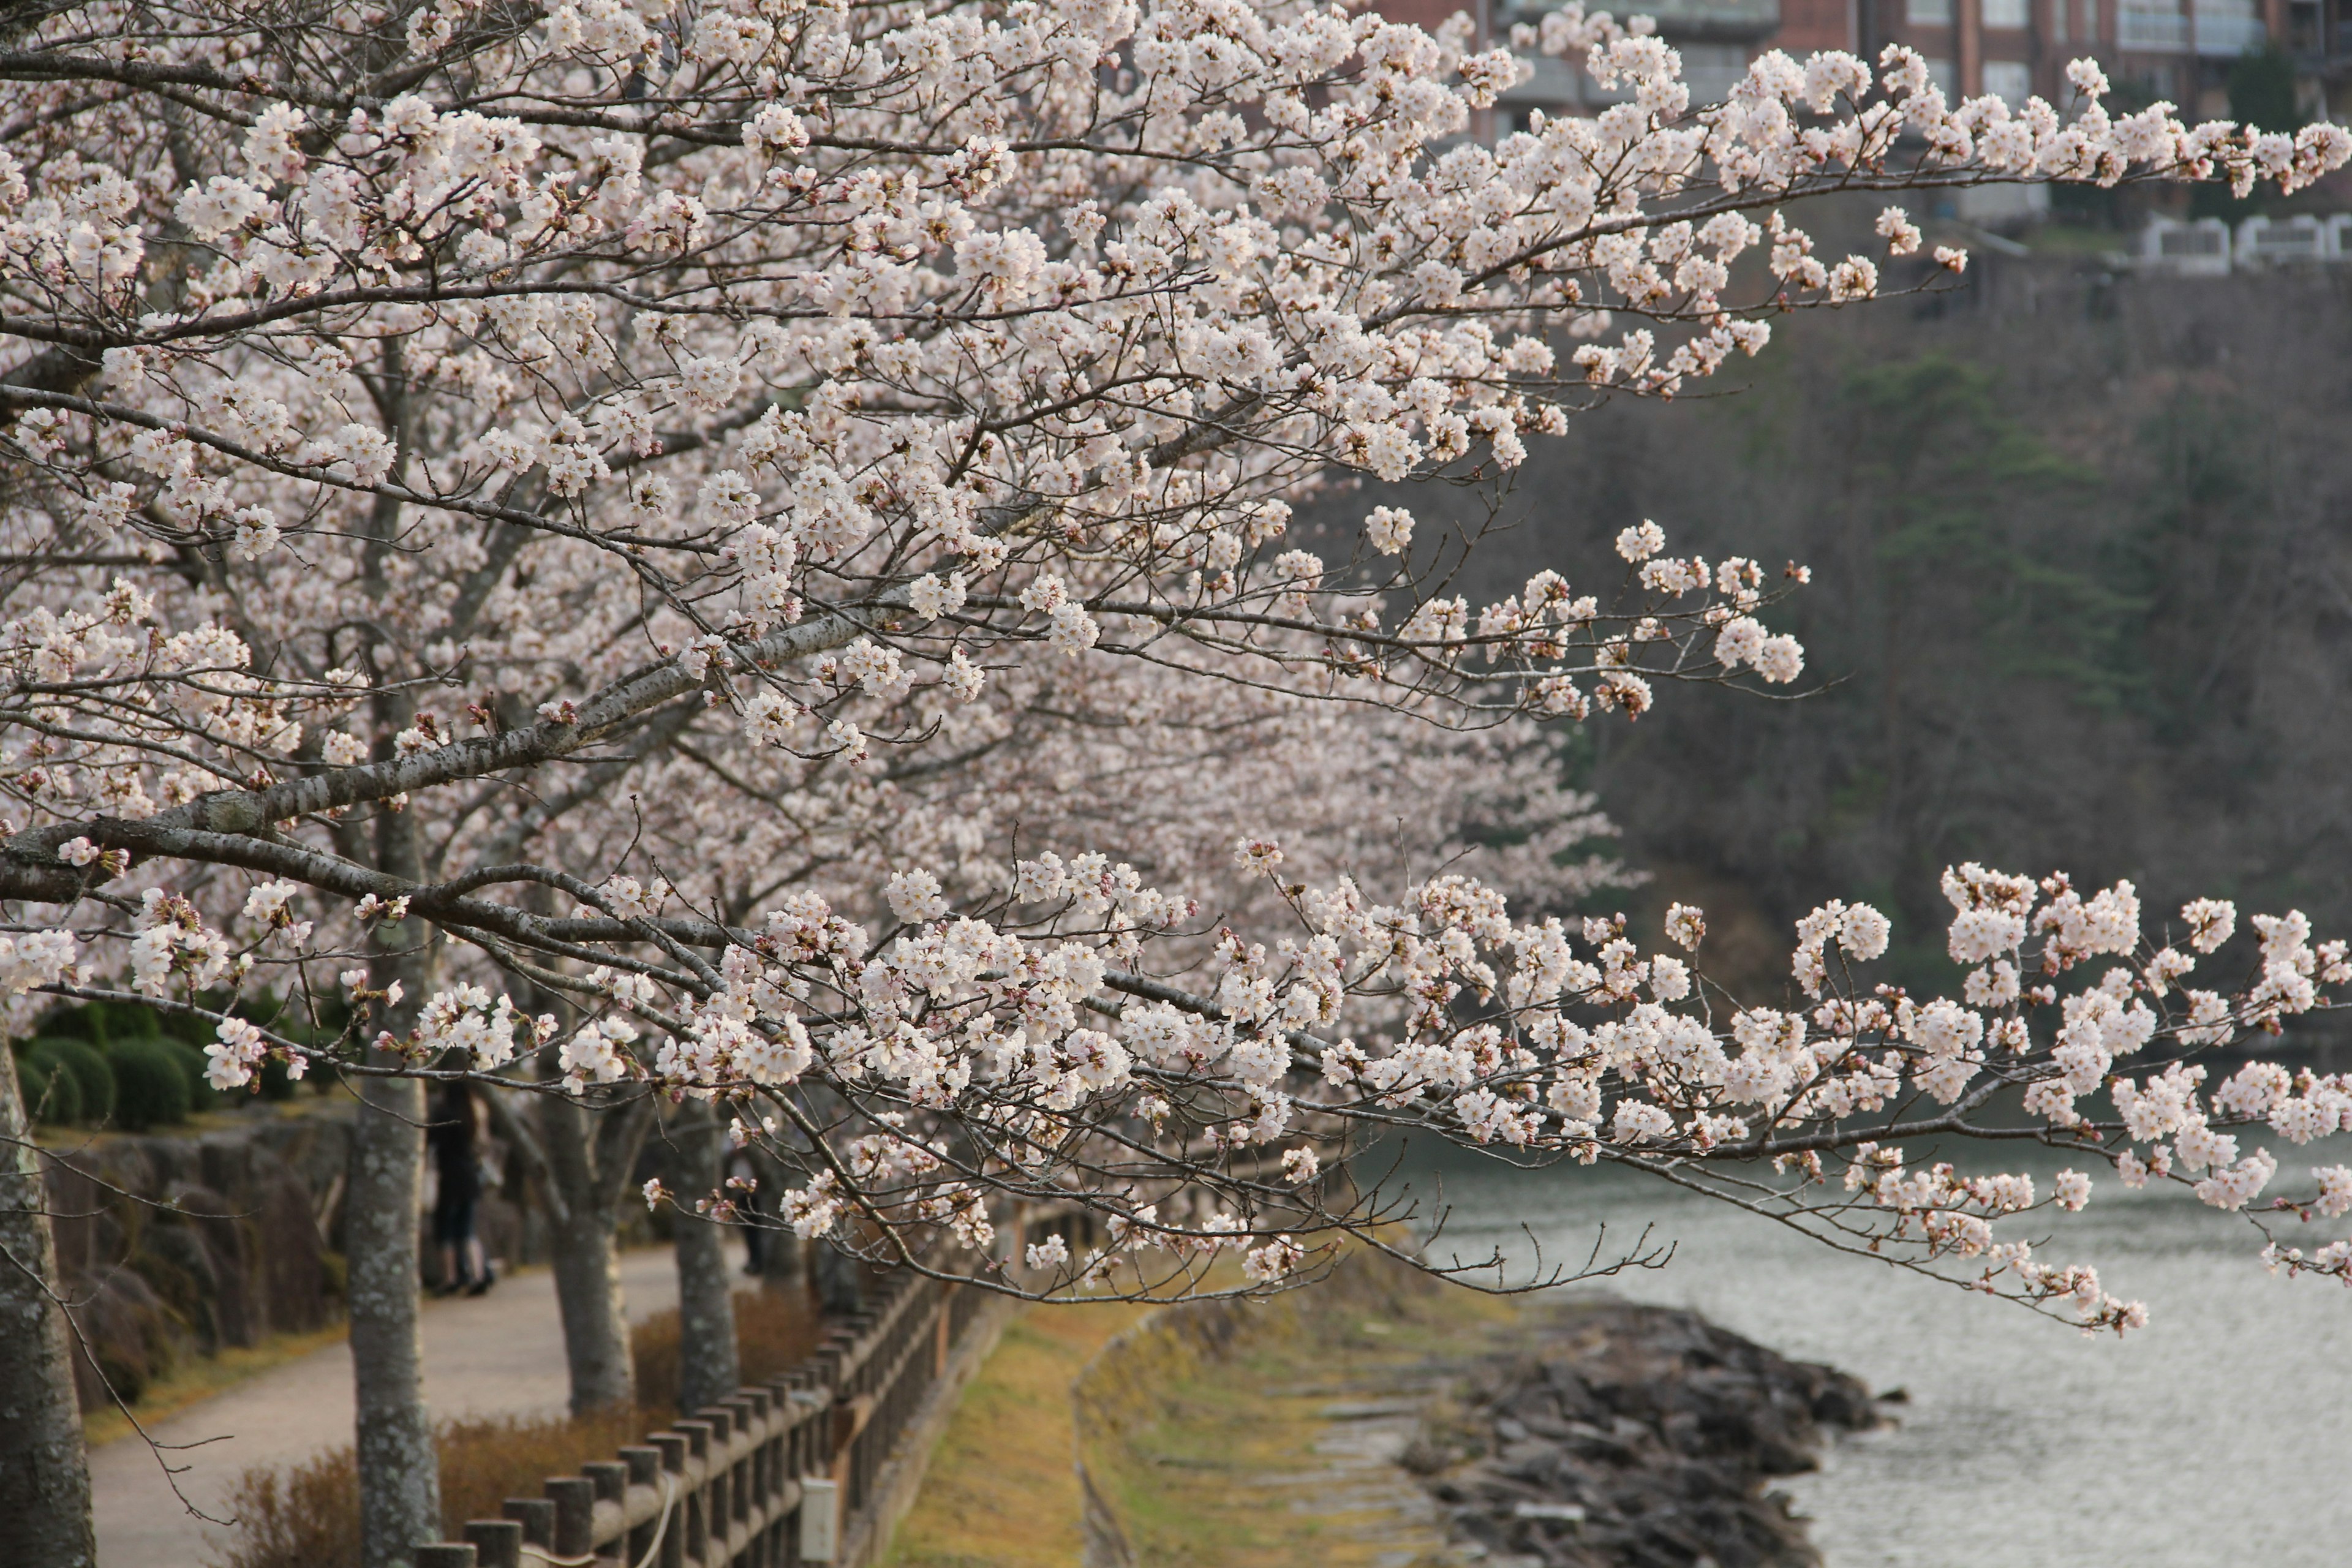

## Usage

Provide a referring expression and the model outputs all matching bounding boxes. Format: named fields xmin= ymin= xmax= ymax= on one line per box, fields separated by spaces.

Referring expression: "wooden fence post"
xmin=500 ymin=1498 xmax=554 ymax=1549
xmin=405 ymin=1245 xmax=1028 ymax=1568
xmin=545 ymin=1476 xmax=595 ymax=1559
xmin=462 ymin=1519 xmax=521 ymax=1568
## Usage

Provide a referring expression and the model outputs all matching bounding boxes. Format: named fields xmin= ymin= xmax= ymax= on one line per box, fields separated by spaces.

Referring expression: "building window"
xmin=1679 ymin=43 xmax=1752 ymax=105
xmin=1983 ymin=0 xmax=2030 ymax=24
xmin=1924 ymin=56 xmax=1957 ymax=92
xmin=2118 ymin=0 xmax=2191 ymax=51
xmin=1982 ymin=59 xmax=2033 ymax=104
xmin=2053 ymin=0 xmax=2069 ymax=40
xmin=1906 ymin=0 xmax=1954 ymax=24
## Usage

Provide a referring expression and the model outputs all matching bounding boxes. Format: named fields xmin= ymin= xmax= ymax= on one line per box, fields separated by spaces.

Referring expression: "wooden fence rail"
xmin=410 ymin=1257 xmax=1009 ymax=1568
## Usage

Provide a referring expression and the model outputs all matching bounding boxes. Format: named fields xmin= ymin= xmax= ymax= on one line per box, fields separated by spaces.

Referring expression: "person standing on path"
xmin=428 ymin=1079 xmax=492 ymax=1296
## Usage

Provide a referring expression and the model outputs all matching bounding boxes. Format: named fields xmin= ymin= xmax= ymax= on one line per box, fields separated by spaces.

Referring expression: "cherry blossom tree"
xmin=2 ymin=0 xmax=2349 ymax=1561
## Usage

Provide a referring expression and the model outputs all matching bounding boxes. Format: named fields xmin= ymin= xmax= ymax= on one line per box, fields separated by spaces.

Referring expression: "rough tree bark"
xmin=750 ymin=1144 xmax=805 ymax=1293
xmin=348 ymin=910 xmax=441 ymax=1568
xmin=0 ymin=1047 xmax=94 ymax=1568
xmin=344 ymin=393 xmax=440 ymax=1566
xmin=669 ymin=1105 xmax=741 ymax=1417
xmin=531 ymin=1090 xmax=653 ymax=1414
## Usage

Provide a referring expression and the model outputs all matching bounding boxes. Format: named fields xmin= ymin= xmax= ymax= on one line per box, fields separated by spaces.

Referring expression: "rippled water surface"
xmin=1396 ymin=1137 xmax=2352 ymax=1567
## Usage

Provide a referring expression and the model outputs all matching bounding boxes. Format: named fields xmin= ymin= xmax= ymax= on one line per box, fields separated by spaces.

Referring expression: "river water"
xmin=1393 ymin=1134 xmax=2352 ymax=1566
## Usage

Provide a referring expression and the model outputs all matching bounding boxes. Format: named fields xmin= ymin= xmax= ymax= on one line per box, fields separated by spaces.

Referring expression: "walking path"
xmin=90 ymin=1248 xmax=687 ymax=1568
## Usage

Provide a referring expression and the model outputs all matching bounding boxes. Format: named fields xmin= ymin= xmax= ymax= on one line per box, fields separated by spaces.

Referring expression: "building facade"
xmin=1853 ymin=0 xmax=2305 ymax=113
xmin=1373 ymin=0 xmax=2345 ymax=126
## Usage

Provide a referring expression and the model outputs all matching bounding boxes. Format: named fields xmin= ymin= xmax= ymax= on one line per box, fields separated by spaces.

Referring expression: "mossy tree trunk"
xmin=533 ymin=1091 xmax=652 ymax=1414
xmin=0 ymin=1044 xmax=94 ymax=1568
xmin=669 ymin=1104 xmax=741 ymax=1417
xmin=348 ymin=914 xmax=441 ymax=1568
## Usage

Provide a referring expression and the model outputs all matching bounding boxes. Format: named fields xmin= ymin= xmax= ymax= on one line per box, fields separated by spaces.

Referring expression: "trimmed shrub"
xmin=28 ymin=1039 xmax=111 ymax=1125
xmin=154 ymin=1001 xmax=217 ymax=1049
xmin=16 ymin=1050 xmax=81 ymax=1125
xmin=168 ymin=1040 xmax=221 ymax=1111
xmin=89 ymin=998 xmax=164 ymax=1046
xmin=257 ymin=1054 xmax=298 ymax=1102
xmin=107 ymin=1037 xmax=193 ymax=1130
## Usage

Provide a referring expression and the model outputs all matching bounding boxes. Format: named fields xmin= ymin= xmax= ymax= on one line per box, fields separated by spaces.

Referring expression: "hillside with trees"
xmin=1344 ymin=257 xmax=2352 ymax=1012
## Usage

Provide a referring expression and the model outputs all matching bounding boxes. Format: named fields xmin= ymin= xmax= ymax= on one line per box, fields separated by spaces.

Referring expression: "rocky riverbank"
xmin=1408 ymin=1297 xmax=1883 ymax=1568
xmin=1068 ymin=1251 xmax=1881 ymax=1568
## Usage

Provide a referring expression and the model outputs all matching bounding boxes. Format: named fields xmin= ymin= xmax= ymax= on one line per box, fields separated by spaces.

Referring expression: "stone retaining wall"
xmin=45 ymin=1111 xmax=348 ymax=1407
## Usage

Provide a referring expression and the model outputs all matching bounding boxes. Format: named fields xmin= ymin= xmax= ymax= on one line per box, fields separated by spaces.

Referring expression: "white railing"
xmin=2138 ymin=215 xmax=2352 ymax=276
xmin=2140 ymin=216 xmax=2233 ymax=273
xmin=2237 ymin=215 xmax=2346 ymax=265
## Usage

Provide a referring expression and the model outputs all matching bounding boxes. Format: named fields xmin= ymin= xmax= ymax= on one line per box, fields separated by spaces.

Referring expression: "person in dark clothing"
xmin=427 ymin=1079 xmax=492 ymax=1295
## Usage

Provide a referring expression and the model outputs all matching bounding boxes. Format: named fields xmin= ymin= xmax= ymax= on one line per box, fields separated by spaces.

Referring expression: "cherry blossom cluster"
xmin=198 ymin=842 xmax=2352 ymax=1309
xmin=18 ymin=792 xmax=2352 ymax=1313
xmin=6 ymin=1 xmax=2336 ymax=864
xmin=1 ymin=0 xmax=2345 ymax=1308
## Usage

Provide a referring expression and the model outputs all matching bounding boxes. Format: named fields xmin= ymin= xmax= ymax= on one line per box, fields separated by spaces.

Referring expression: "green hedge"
xmin=16 ymin=1050 xmax=81 ymax=1125
xmin=107 ymin=1037 xmax=194 ymax=1131
xmin=15 ymin=990 xmax=344 ymax=1126
xmin=15 ymin=999 xmax=215 ymax=1127
xmin=26 ymin=1038 xmax=113 ymax=1126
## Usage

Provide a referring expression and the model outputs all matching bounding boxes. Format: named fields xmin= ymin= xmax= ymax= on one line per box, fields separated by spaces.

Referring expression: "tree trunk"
xmin=0 ymin=1046 xmax=94 ymax=1568
xmin=343 ymin=344 xmax=439 ymax=1568
xmin=348 ymin=1023 xmax=439 ymax=1568
xmin=547 ymin=1196 xmax=634 ymax=1412
xmin=752 ymin=1145 xmax=805 ymax=1292
xmin=532 ymin=1092 xmax=645 ymax=1414
xmin=670 ymin=1107 xmax=740 ymax=1417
